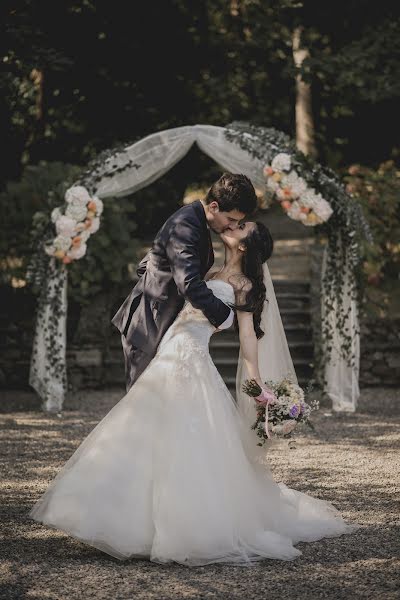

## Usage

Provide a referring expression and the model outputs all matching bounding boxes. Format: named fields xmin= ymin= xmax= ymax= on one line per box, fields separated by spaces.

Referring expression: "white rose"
xmin=55 ymin=215 xmax=77 ymax=238
xmin=87 ymin=216 xmax=100 ymax=234
xmin=65 ymin=185 xmax=90 ymax=205
xmin=53 ymin=235 xmax=72 ymax=252
xmin=313 ymin=198 xmax=333 ymax=221
xmin=266 ymin=178 xmax=279 ymax=192
xmin=79 ymin=229 xmax=91 ymax=242
xmin=285 ymin=172 xmax=307 ymax=197
xmin=288 ymin=201 xmax=301 ymax=220
xmin=51 ymin=207 xmax=62 ymax=223
xmin=67 ymin=242 xmax=87 ymax=260
xmin=92 ymin=196 xmax=103 ymax=215
xmin=66 ymin=202 xmax=88 ymax=222
xmin=271 ymin=153 xmax=291 ymax=172
xmin=301 ymin=190 xmax=318 ymax=209
xmin=44 ymin=244 xmax=56 ymax=256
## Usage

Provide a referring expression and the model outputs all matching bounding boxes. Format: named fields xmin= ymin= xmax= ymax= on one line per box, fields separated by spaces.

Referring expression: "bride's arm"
xmin=236 ymin=309 xmax=262 ymax=387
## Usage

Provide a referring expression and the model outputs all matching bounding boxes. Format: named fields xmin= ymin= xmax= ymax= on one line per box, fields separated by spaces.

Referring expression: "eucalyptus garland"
xmin=225 ymin=121 xmax=371 ymax=367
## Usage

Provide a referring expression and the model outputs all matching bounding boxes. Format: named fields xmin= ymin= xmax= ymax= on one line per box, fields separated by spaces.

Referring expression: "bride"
xmin=29 ymin=220 xmax=355 ymax=566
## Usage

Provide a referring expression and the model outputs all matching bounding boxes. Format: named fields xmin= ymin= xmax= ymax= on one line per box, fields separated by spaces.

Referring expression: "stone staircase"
xmin=105 ymin=235 xmax=315 ymax=395
xmin=209 ymin=279 xmax=314 ymax=395
xmin=209 ymin=227 xmax=315 ymax=394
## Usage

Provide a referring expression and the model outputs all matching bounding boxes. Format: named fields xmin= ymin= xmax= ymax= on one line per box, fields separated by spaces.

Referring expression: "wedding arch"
xmin=28 ymin=122 xmax=369 ymax=414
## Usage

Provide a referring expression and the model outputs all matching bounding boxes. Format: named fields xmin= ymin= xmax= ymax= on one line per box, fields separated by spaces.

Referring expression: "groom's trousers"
xmin=121 ymin=334 xmax=152 ymax=393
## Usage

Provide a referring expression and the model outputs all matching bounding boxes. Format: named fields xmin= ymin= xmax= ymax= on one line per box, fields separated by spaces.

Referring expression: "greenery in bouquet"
xmin=242 ymin=378 xmax=319 ymax=446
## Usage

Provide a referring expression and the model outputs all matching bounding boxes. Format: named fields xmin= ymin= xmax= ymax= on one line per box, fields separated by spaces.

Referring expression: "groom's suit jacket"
xmin=111 ymin=200 xmax=232 ymax=391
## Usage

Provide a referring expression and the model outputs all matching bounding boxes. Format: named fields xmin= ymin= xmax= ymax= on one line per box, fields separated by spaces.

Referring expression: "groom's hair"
xmin=204 ymin=173 xmax=257 ymax=214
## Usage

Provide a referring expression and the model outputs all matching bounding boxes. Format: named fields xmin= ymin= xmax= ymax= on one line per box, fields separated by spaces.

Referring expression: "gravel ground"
xmin=1 ymin=387 xmax=399 ymax=600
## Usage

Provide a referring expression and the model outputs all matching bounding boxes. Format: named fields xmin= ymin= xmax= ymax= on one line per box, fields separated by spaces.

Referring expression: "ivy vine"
xmin=225 ymin=120 xmax=371 ymax=368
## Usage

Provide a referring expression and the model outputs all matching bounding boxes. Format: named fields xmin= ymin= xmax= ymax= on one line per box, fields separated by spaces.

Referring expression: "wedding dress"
xmin=29 ymin=279 xmax=354 ymax=566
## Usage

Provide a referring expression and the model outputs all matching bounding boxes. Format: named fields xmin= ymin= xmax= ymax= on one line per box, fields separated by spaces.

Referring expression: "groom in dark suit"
xmin=111 ymin=173 xmax=258 ymax=392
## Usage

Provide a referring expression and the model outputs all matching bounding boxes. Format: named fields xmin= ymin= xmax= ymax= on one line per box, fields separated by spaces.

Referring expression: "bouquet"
xmin=242 ymin=378 xmax=319 ymax=446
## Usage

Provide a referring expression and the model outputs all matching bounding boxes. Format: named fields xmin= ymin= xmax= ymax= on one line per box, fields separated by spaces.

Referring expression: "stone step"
xmin=275 ymin=293 xmax=311 ymax=310
xmin=272 ymin=280 xmax=311 ymax=295
xmin=214 ymin=354 xmax=313 ymax=372
xmin=279 ymin=309 xmax=312 ymax=326
xmin=210 ymin=339 xmax=314 ymax=361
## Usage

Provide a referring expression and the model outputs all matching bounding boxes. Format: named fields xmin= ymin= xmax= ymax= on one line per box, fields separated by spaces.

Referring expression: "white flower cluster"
xmin=45 ymin=186 xmax=103 ymax=263
xmin=263 ymin=153 xmax=333 ymax=226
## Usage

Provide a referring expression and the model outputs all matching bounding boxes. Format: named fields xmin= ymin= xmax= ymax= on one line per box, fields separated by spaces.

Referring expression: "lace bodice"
xmin=158 ymin=279 xmax=235 ymax=352
xmin=178 ymin=279 xmax=235 ymax=323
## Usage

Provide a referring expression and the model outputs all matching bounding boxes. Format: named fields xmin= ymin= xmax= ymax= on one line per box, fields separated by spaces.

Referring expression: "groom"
xmin=111 ymin=172 xmax=258 ymax=392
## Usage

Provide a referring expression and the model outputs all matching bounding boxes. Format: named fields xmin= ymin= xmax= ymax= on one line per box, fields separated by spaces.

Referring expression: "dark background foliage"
xmin=1 ymin=0 xmax=399 ymax=300
xmin=2 ymin=0 xmax=399 ymax=180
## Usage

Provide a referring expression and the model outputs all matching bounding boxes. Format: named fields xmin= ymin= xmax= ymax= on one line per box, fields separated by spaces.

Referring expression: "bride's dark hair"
xmin=234 ymin=221 xmax=274 ymax=339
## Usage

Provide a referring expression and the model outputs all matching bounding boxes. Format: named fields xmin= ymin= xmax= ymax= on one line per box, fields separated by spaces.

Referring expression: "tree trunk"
xmin=292 ymin=27 xmax=317 ymax=159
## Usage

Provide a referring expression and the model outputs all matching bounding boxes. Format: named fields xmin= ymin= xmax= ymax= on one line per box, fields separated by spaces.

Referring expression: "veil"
xmin=236 ymin=263 xmax=298 ymax=430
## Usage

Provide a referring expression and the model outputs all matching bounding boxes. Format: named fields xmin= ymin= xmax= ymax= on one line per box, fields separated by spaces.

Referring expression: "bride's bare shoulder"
xmin=229 ymin=273 xmax=252 ymax=292
xmin=204 ymin=270 xmax=219 ymax=281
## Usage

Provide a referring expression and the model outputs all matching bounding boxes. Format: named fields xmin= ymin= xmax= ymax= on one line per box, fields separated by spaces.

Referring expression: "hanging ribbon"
xmin=254 ymin=388 xmax=277 ymax=439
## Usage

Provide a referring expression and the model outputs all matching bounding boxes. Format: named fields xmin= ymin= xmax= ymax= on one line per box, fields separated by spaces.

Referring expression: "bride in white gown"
xmin=29 ymin=221 xmax=356 ymax=566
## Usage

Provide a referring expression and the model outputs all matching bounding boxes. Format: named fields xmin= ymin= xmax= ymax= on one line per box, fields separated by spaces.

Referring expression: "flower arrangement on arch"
xmin=44 ymin=186 xmax=103 ymax=264
xmin=263 ymin=153 xmax=333 ymax=226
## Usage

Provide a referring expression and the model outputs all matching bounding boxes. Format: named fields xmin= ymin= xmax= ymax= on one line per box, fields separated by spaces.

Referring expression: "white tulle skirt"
xmin=29 ymin=327 xmax=356 ymax=566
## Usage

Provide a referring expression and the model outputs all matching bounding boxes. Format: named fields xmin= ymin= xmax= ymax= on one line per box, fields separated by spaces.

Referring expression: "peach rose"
xmin=62 ymin=256 xmax=73 ymax=264
xmin=86 ymin=210 xmax=96 ymax=219
xmin=281 ymin=200 xmax=292 ymax=211
xmin=306 ymin=212 xmax=319 ymax=225
xmin=87 ymin=200 xmax=97 ymax=211
xmin=84 ymin=218 xmax=93 ymax=229
xmin=272 ymin=172 xmax=282 ymax=183
xmin=300 ymin=206 xmax=310 ymax=213
xmin=71 ymin=236 xmax=82 ymax=247
xmin=263 ymin=166 xmax=275 ymax=177
xmin=54 ymin=250 xmax=65 ymax=259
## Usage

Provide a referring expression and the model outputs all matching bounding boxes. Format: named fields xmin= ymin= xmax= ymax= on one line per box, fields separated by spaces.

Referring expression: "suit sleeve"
xmin=136 ymin=251 xmax=150 ymax=278
xmin=165 ymin=220 xmax=232 ymax=328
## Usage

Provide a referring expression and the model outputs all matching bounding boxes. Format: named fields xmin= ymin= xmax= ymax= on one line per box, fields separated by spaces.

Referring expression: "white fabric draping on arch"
xmin=321 ymin=247 xmax=360 ymax=412
xmin=30 ymin=124 xmax=359 ymax=413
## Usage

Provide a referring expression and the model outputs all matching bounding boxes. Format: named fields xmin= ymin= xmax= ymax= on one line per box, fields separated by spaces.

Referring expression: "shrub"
xmin=344 ymin=160 xmax=400 ymax=316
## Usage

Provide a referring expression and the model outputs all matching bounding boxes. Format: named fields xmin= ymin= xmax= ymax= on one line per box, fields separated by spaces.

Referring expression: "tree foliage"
xmin=2 ymin=0 xmax=398 ymax=186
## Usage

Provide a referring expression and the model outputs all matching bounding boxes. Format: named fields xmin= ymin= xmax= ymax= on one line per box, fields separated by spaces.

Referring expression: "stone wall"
xmin=360 ymin=317 xmax=400 ymax=386
xmin=1 ymin=280 xmax=399 ymax=393
xmin=309 ymin=243 xmax=400 ymax=388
